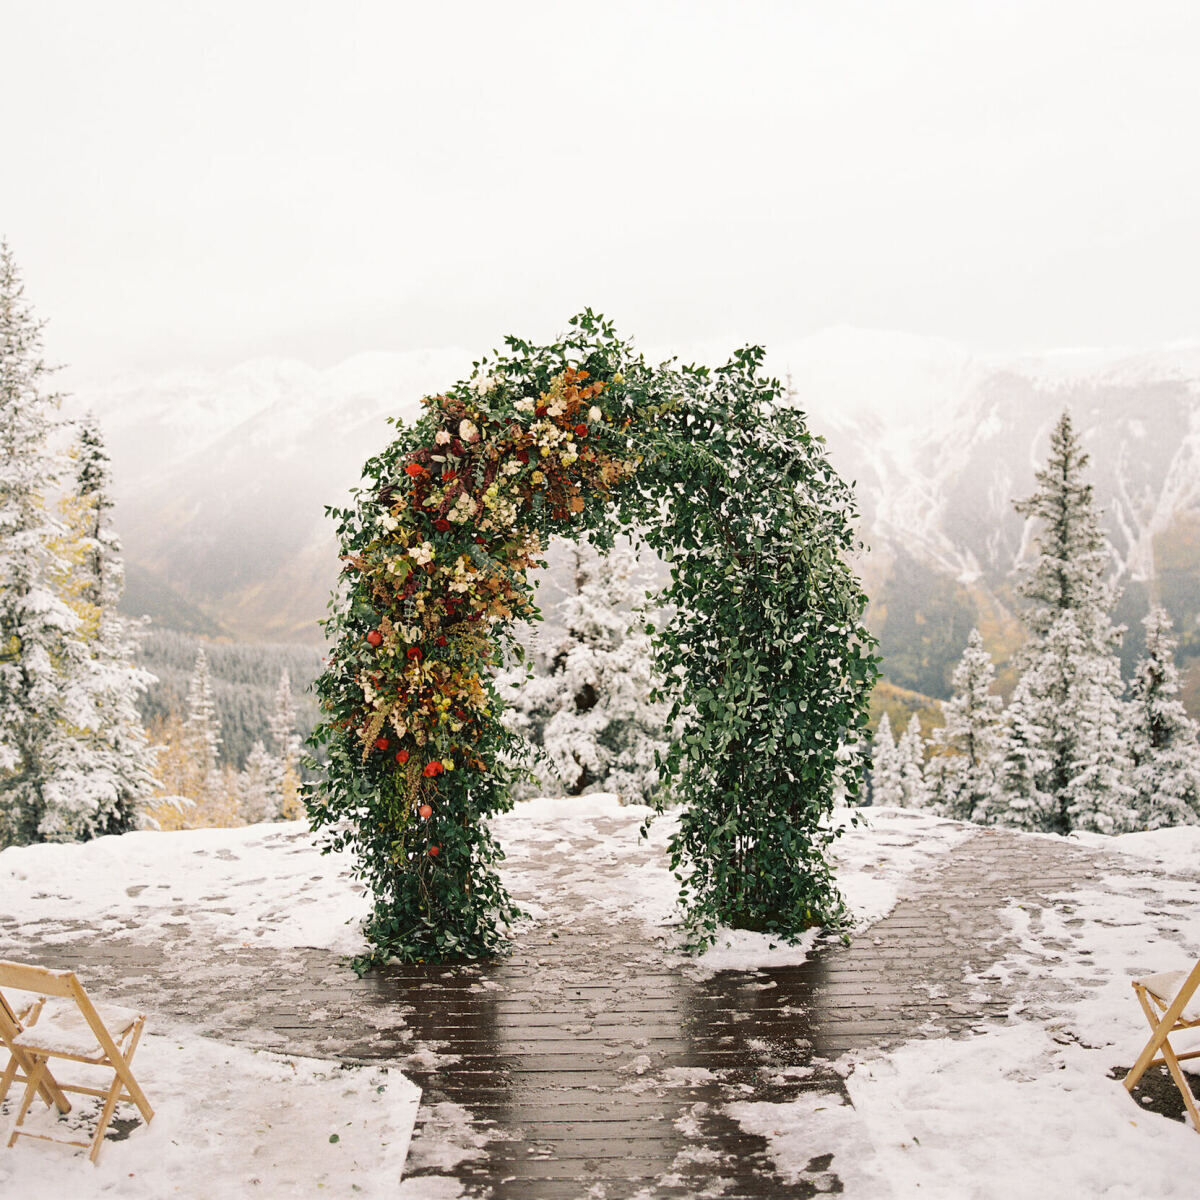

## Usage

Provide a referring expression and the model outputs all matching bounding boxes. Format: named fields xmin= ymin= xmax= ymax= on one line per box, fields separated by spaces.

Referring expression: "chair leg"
xmin=6 ymin=1057 xmax=46 ymax=1147
xmin=1159 ymin=1037 xmax=1200 ymax=1132
xmin=88 ymin=1078 xmax=124 ymax=1165
xmin=1126 ymin=987 xmax=1172 ymax=1091
xmin=111 ymin=1022 xmax=153 ymax=1125
xmin=0 ymin=1054 xmax=17 ymax=1106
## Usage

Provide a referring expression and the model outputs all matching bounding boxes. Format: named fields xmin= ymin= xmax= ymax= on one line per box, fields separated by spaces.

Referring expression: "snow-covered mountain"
xmin=68 ymin=330 xmax=1200 ymax=703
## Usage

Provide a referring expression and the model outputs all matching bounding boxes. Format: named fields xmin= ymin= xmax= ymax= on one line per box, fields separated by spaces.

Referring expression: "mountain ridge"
xmin=68 ymin=329 xmax=1200 ymax=711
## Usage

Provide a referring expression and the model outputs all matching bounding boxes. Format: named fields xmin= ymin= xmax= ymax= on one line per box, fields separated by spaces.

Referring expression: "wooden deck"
xmin=3 ymin=819 xmax=1196 ymax=1196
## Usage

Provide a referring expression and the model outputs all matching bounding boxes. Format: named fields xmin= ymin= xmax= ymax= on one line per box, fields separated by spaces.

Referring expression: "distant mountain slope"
xmin=69 ymin=331 xmax=1200 ymax=712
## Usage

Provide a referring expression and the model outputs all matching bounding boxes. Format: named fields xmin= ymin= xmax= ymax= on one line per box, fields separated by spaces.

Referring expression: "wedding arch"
xmin=306 ymin=313 xmax=877 ymax=968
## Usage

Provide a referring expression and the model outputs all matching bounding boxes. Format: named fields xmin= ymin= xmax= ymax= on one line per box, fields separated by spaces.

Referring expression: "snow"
xmin=0 ymin=1029 xmax=420 ymax=1200
xmin=831 ymin=806 xmax=972 ymax=927
xmin=7 ymin=796 xmax=1200 ymax=1195
xmin=728 ymin=821 xmax=1200 ymax=1197
xmin=0 ymin=821 xmax=371 ymax=955
xmin=1074 ymin=825 xmax=1200 ymax=878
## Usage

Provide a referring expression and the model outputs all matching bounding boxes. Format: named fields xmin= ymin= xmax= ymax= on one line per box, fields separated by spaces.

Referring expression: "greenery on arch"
xmin=305 ymin=314 xmax=878 ymax=968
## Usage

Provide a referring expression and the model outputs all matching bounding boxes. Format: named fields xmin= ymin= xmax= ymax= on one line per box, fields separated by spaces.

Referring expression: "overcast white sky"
xmin=2 ymin=1 xmax=1199 ymax=375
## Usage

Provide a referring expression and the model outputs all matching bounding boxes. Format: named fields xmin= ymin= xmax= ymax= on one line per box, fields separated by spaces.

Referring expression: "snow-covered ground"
xmin=3 ymin=799 xmax=1199 ymax=1196
xmin=0 ymin=1031 xmax=420 ymax=1200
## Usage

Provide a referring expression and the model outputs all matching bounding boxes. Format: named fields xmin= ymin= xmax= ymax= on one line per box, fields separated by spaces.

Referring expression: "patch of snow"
xmin=1073 ymin=825 xmax=1200 ymax=878
xmin=832 ymin=806 xmax=972 ymax=926
xmin=0 ymin=1031 xmax=419 ymax=1199
xmin=0 ymin=821 xmax=370 ymax=955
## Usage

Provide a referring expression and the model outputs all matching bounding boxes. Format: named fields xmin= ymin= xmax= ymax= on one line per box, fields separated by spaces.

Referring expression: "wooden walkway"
xmin=6 ymin=812 xmax=1188 ymax=1197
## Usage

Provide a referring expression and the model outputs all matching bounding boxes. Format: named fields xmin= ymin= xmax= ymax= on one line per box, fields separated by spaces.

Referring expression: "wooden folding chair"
xmin=0 ymin=961 xmax=153 ymax=1163
xmin=1124 ymin=959 xmax=1200 ymax=1132
xmin=1 ymin=988 xmax=72 ymax=1118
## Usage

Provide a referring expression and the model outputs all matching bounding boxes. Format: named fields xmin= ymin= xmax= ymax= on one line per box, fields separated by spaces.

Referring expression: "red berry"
xmin=374 ymin=737 xmax=389 ymax=751
xmin=366 ymin=629 xmax=382 ymax=647
xmin=428 ymin=845 xmax=440 ymax=857
xmin=419 ymin=804 xmax=433 ymax=820
xmin=395 ymin=750 xmax=409 ymax=764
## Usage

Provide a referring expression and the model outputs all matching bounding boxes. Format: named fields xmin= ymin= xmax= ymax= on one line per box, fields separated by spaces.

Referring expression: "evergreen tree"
xmin=870 ymin=712 xmax=903 ymax=806
xmin=49 ymin=415 xmax=157 ymax=837
xmin=184 ymin=647 xmax=223 ymax=805
xmin=995 ymin=691 xmax=1052 ymax=832
xmin=498 ymin=541 xmax=668 ymax=802
xmin=926 ymin=628 xmax=1004 ymax=822
xmin=0 ymin=241 xmax=88 ymax=845
xmin=1124 ymin=607 xmax=1200 ymax=828
xmin=239 ymin=740 xmax=279 ymax=824
xmin=268 ymin=668 xmax=302 ymax=817
xmin=999 ymin=411 xmax=1135 ymax=834
xmin=896 ymin=712 xmax=930 ymax=808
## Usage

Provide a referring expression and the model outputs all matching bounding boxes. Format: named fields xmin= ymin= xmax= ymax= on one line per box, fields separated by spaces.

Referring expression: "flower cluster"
xmin=338 ymin=368 xmax=637 ymax=836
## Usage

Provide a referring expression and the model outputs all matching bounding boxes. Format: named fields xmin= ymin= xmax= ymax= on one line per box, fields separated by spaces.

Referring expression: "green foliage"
xmin=629 ymin=347 xmax=879 ymax=944
xmin=306 ymin=313 xmax=877 ymax=966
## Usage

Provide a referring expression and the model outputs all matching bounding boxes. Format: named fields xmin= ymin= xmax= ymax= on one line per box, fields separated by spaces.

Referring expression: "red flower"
xmin=574 ymin=423 xmax=588 ymax=437
xmin=436 ymin=635 xmax=448 ymax=647
xmin=516 ymin=450 xmax=529 ymax=464
xmin=366 ymin=629 xmax=382 ymax=647
xmin=474 ymin=535 xmax=487 ymax=546
xmin=442 ymin=471 xmax=457 ymax=484
xmin=374 ymin=737 xmax=389 ymax=752
xmin=535 ymin=405 xmax=547 ymax=417
xmin=395 ymin=749 xmax=409 ymax=764
xmin=407 ymin=646 xmax=423 ymax=661
xmin=428 ymin=844 xmax=440 ymax=857
xmin=434 ymin=519 xmax=451 ymax=532
xmin=422 ymin=761 xmax=443 ymax=778
xmin=405 ymin=463 xmax=425 ymax=478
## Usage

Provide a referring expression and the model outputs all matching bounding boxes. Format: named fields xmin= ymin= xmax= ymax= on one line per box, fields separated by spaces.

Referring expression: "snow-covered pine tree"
xmin=239 ymin=740 xmax=279 ymax=825
xmin=869 ymin=712 xmax=904 ymax=806
xmin=45 ymin=414 xmax=158 ymax=838
xmin=184 ymin=647 xmax=223 ymax=797
xmin=268 ymin=669 xmax=302 ymax=819
xmin=1000 ymin=411 xmax=1134 ymax=834
xmin=896 ymin=712 xmax=930 ymax=808
xmin=995 ymin=692 xmax=1052 ymax=831
xmin=0 ymin=241 xmax=92 ymax=846
xmin=497 ymin=541 xmax=668 ymax=801
xmin=926 ymin=628 xmax=1004 ymax=822
xmin=1124 ymin=606 xmax=1200 ymax=829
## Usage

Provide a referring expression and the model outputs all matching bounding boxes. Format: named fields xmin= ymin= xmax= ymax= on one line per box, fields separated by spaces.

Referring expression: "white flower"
xmin=589 ymin=406 xmax=602 ymax=422
xmin=459 ymin=419 xmax=479 ymax=443
xmin=472 ymin=374 xmax=495 ymax=395
xmin=435 ymin=429 xmax=451 ymax=445
xmin=514 ymin=398 xmax=535 ymax=413
xmin=380 ymin=514 xmax=399 ymax=532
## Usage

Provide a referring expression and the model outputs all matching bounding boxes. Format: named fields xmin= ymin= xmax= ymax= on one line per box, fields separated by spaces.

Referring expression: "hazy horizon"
xmin=5 ymin=1 xmax=1200 ymax=382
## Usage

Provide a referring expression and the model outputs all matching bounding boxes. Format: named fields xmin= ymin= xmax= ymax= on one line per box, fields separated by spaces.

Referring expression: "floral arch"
xmin=307 ymin=314 xmax=877 ymax=968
